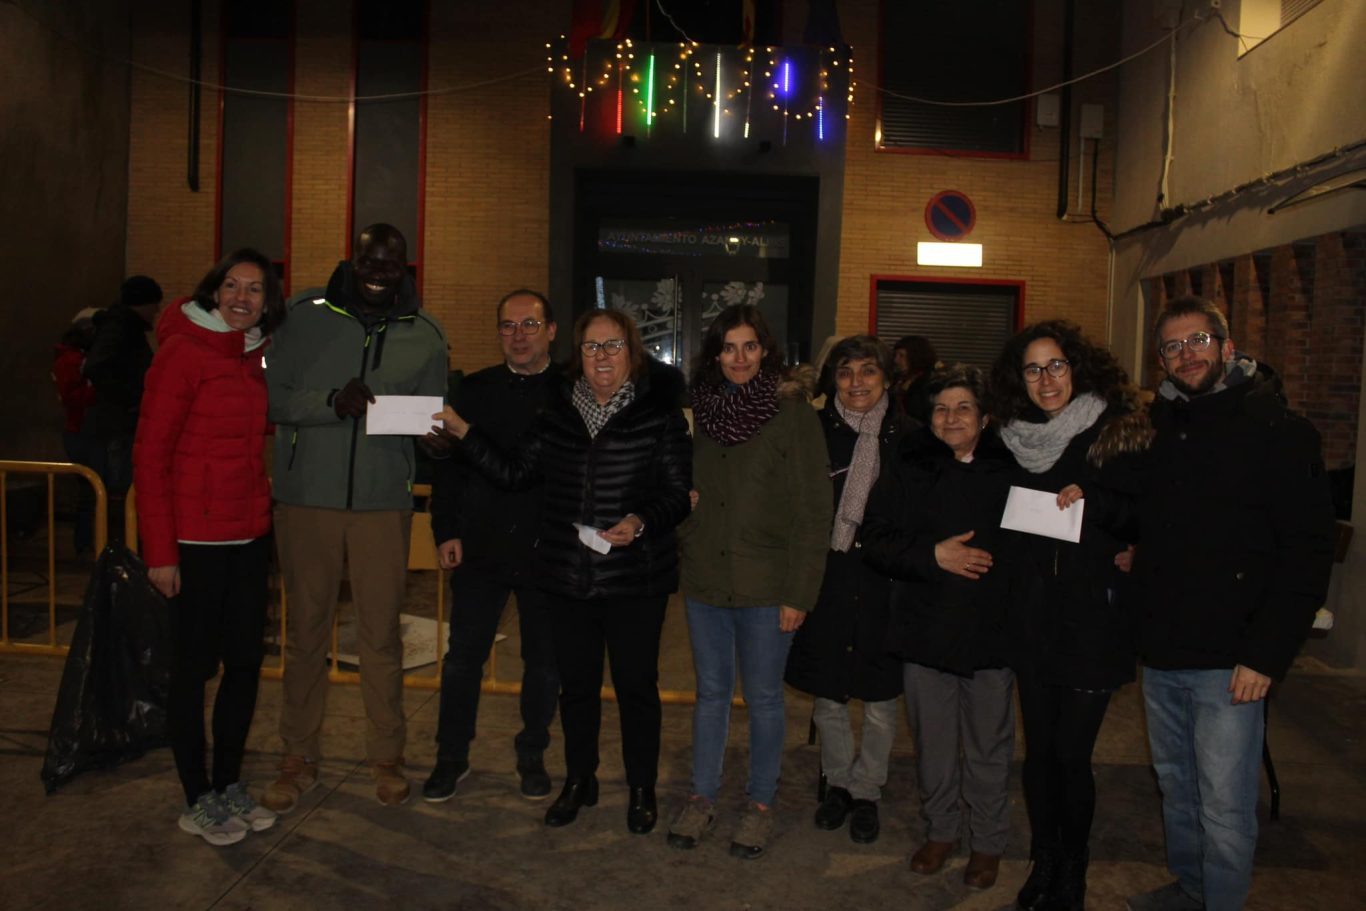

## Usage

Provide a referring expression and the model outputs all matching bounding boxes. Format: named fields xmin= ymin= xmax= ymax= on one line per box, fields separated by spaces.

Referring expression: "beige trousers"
xmin=275 ymin=504 xmax=411 ymax=762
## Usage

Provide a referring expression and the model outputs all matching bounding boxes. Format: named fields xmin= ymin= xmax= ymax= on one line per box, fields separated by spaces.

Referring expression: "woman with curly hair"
xmin=990 ymin=320 xmax=1147 ymax=911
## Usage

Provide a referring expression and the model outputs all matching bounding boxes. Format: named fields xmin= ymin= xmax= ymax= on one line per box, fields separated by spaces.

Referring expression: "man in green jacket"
xmin=261 ymin=223 xmax=448 ymax=811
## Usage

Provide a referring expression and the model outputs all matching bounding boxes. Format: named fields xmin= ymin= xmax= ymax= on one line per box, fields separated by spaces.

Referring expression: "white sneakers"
xmin=179 ymin=784 xmax=278 ymax=846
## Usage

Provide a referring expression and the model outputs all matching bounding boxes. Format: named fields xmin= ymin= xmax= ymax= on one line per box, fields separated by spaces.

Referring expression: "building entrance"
xmin=572 ymin=172 xmax=818 ymax=376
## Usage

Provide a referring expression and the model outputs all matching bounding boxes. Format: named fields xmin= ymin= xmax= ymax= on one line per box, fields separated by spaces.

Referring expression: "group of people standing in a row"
xmin=130 ymin=223 xmax=1333 ymax=911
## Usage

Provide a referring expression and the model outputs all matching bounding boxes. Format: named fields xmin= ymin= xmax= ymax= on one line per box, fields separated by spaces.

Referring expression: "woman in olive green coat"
xmin=666 ymin=304 xmax=833 ymax=860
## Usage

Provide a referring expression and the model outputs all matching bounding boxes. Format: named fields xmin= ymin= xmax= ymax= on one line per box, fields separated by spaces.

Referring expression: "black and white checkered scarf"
xmin=572 ymin=376 xmax=636 ymax=438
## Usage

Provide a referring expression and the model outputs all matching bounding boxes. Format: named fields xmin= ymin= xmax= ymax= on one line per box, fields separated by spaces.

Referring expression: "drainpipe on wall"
xmin=1055 ymin=0 xmax=1075 ymax=219
xmin=187 ymin=0 xmax=201 ymax=192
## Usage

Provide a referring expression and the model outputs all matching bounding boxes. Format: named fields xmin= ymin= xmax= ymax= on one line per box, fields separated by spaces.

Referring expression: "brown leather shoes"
xmin=909 ymin=839 xmax=959 ymax=874
xmin=964 ymin=851 xmax=1002 ymax=889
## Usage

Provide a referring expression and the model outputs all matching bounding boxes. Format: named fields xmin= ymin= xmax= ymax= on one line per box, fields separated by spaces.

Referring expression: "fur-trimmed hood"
xmin=1088 ymin=407 xmax=1154 ymax=467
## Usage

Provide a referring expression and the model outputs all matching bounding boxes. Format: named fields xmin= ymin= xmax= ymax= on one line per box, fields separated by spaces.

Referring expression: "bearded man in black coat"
xmin=1126 ymin=296 xmax=1334 ymax=911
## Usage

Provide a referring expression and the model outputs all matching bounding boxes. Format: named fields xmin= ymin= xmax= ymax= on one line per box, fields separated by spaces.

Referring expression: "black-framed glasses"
xmin=1022 ymin=359 xmax=1071 ymax=383
xmin=1158 ymin=331 xmax=1223 ymax=360
xmin=581 ymin=338 xmax=627 ymax=356
xmin=498 ymin=318 xmax=544 ymax=336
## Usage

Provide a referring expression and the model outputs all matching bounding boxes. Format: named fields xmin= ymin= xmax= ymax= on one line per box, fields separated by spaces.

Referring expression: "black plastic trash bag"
xmin=41 ymin=543 xmax=171 ymax=793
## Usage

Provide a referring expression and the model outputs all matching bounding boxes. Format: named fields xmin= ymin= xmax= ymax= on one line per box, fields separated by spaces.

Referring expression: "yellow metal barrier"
xmin=6 ymin=470 xmax=707 ymax=705
xmin=0 ymin=460 xmax=107 ymax=656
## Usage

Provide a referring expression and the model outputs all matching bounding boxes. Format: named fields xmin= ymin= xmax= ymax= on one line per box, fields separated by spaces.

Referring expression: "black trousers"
xmin=1016 ymin=665 xmax=1113 ymax=853
xmin=550 ymin=593 xmax=668 ymax=789
xmin=434 ymin=565 xmax=559 ymax=762
xmin=166 ymin=538 xmax=269 ymax=805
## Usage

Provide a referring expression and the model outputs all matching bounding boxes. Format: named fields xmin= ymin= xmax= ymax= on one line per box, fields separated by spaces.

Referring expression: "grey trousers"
xmin=812 ymin=696 xmax=900 ymax=801
xmin=904 ymin=662 xmax=1016 ymax=854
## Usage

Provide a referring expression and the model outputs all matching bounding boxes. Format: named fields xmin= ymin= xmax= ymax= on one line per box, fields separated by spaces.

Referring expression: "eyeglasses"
xmin=580 ymin=338 xmax=627 ymax=356
xmin=498 ymin=318 xmax=544 ymax=336
xmin=1022 ymin=359 xmax=1071 ymax=383
xmin=1158 ymin=331 xmax=1223 ymax=360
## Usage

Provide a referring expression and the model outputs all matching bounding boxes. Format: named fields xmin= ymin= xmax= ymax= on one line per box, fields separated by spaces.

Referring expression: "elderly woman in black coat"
xmin=437 ymin=308 xmax=692 ymax=836
xmin=784 ymin=335 xmax=914 ymax=846
xmin=861 ymin=365 xmax=1016 ymax=890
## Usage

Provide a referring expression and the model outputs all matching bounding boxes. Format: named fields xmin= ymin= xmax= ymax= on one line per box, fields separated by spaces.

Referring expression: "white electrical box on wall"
xmin=1036 ymin=93 xmax=1060 ymax=127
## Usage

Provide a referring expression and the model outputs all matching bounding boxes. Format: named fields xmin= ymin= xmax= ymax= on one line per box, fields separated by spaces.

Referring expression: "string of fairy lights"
xmin=546 ymin=37 xmax=855 ymax=143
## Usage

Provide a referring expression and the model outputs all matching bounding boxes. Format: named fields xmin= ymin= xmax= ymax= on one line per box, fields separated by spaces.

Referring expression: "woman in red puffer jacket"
xmin=133 ymin=248 xmax=285 ymax=847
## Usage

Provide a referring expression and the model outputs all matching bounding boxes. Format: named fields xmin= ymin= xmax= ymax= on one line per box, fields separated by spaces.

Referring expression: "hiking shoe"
xmin=666 ymin=795 xmax=717 ymax=849
xmin=178 ymin=794 xmax=249 ymax=846
xmin=516 ymin=753 xmax=552 ymax=800
xmin=260 ymin=755 xmax=318 ymax=814
xmin=729 ymin=802 xmax=774 ymax=860
xmin=422 ymin=758 xmax=471 ymax=803
xmin=222 ymin=782 xmax=278 ymax=831
xmin=371 ymin=759 xmax=411 ymax=806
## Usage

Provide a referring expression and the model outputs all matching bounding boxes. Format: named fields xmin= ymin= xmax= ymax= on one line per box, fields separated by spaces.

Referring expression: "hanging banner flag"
xmin=570 ymin=0 xmax=637 ymax=57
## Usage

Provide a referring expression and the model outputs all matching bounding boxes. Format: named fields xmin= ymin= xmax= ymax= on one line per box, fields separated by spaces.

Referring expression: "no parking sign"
xmin=925 ymin=190 xmax=977 ymax=241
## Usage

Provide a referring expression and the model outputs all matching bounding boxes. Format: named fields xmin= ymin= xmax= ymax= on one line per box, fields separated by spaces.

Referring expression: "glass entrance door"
xmin=592 ymin=219 xmax=793 ymax=375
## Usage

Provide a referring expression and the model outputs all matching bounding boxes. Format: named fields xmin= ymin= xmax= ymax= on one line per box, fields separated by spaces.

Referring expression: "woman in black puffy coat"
xmin=437 ymin=308 xmax=692 ymax=835
xmin=990 ymin=320 xmax=1147 ymax=911
xmin=784 ymin=336 xmax=914 ymax=846
xmin=860 ymin=365 xmax=1017 ymax=889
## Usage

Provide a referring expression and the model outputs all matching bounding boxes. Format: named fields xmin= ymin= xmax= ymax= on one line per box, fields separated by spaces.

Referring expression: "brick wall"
xmin=834 ymin=0 xmax=1118 ymax=345
xmin=1151 ymin=230 xmax=1366 ymax=470
xmin=125 ymin=0 xmax=1121 ymax=377
xmin=126 ymin=0 xmax=219 ymax=300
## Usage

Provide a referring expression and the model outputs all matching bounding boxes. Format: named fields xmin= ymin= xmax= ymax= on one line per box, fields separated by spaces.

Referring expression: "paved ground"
xmin=3 ymin=576 xmax=1364 ymax=911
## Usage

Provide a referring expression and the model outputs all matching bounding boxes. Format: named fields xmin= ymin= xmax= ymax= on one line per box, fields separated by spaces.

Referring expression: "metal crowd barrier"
xmin=2 ymin=467 xmax=702 ymax=704
xmin=0 ymin=460 xmax=106 ymax=656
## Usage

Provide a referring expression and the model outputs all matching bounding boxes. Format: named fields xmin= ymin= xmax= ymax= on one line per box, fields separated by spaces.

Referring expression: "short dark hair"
xmin=989 ymin=319 xmax=1130 ymax=421
xmin=925 ymin=363 xmax=988 ymax=408
xmin=191 ymin=248 xmax=286 ymax=335
xmin=692 ymin=304 xmax=785 ymax=387
xmin=894 ymin=335 xmax=938 ymax=374
xmin=1152 ymin=296 xmax=1230 ymax=352
xmin=120 ymin=274 xmax=163 ymax=309
xmin=355 ymin=223 xmax=407 ymax=262
xmin=823 ymin=335 xmax=893 ymax=398
xmin=567 ymin=308 xmax=647 ymax=382
xmin=496 ymin=288 xmax=554 ymax=325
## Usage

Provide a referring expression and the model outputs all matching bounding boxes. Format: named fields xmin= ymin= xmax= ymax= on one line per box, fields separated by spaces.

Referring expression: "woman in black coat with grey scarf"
xmin=784 ymin=336 xmax=914 ymax=846
xmin=991 ymin=320 xmax=1147 ymax=911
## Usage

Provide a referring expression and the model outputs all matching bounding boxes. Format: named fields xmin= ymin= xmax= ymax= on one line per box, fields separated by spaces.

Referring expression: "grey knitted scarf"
xmin=1000 ymin=392 xmax=1107 ymax=474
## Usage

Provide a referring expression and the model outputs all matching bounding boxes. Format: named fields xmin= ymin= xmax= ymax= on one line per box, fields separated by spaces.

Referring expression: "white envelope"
xmin=573 ymin=523 xmax=613 ymax=554
xmin=365 ymin=395 xmax=444 ymax=436
xmin=1000 ymin=485 xmax=1085 ymax=543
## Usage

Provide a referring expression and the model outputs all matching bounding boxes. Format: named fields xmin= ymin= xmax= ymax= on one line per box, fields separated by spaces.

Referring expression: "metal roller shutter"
xmin=875 ymin=282 xmax=1019 ymax=368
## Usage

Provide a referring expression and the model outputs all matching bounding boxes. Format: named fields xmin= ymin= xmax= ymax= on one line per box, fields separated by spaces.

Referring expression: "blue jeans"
xmin=1143 ymin=667 xmax=1264 ymax=911
xmin=685 ymin=599 xmax=794 ymax=806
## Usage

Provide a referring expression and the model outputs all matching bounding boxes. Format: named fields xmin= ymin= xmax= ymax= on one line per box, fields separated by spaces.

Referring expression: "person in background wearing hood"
xmin=434 ymin=309 xmax=692 ymax=835
xmin=262 ymin=224 xmax=449 ymax=812
xmin=1124 ymin=298 xmax=1334 ymax=911
xmin=861 ymin=365 xmax=1017 ymax=890
xmin=85 ymin=274 xmax=163 ymax=537
xmin=990 ymin=320 xmax=1148 ymax=911
xmin=784 ymin=336 xmax=913 ymax=848
xmin=51 ymin=309 xmax=99 ymax=553
xmin=667 ymin=304 xmax=833 ymax=860
xmin=132 ymin=249 xmax=285 ymax=845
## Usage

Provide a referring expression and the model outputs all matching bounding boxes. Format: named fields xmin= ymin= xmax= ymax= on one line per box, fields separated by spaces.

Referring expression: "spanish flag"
xmin=569 ymin=0 xmax=637 ymax=57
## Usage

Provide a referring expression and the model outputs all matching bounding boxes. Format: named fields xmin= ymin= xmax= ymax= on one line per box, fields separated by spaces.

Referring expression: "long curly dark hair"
xmin=989 ymin=320 xmax=1131 ymax=422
